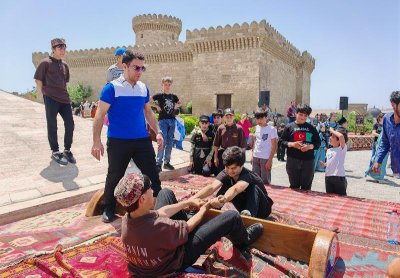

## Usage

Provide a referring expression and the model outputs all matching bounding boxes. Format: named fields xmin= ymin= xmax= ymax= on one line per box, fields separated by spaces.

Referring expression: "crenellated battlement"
xmin=186 ymin=20 xmax=303 ymax=59
xmin=132 ymin=14 xmax=182 ymax=35
xmin=32 ymin=42 xmax=193 ymax=67
xmin=300 ymin=51 xmax=316 ymax=72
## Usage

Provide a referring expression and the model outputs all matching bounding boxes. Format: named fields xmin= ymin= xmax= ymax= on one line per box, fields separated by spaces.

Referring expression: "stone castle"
xmin=32 ymin=14 xmax=315 ymax=115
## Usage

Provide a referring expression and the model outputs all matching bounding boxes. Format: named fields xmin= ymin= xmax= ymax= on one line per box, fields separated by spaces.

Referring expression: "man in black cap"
xmin=213 ymin=108 xmax=246 ymax=173
xmin=34 ymin=38 xmax=76 ymax=165
xmin=189 ymin=115 xmax=215 ymax=176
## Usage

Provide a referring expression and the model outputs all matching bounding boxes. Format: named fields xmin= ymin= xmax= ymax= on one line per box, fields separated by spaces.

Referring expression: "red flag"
xmin=293 ymin=132 xmax=306 ymax=142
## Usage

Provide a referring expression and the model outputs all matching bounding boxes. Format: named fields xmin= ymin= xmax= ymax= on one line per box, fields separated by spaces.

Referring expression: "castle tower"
xmin=132 ymin=14 xmax=182 ymax=45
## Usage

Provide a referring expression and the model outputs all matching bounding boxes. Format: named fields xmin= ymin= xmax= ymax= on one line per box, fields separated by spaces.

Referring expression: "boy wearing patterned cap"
xmin=34 ymin=38 xmax=76 ymax=166
xmin=115 ymin=173 xmax=263 ymax=277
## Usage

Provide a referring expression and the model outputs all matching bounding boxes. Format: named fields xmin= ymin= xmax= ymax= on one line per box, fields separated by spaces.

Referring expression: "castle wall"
xmin=32 ymin=16 xmax=315 ymax=116
xmin=259 ymin=50 xmax=297 ymax=114
xmin=69 ymin=66 xmax=109 ymax=101
xmin=191 ymin=49 xmax=260 ymax=115
xmin=140 ymin=62 xmax=193 ymax=105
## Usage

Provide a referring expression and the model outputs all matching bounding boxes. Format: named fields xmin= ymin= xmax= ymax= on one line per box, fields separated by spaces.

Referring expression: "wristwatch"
xmin=157 ymin=130 xmax=163 ymax=135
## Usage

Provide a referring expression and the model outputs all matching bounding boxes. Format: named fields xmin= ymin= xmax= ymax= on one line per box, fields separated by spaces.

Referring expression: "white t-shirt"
xmin=253 ymin=125 xmax=278 ymax=159
xmin=325 ymin=145 xmax=347 ymax=177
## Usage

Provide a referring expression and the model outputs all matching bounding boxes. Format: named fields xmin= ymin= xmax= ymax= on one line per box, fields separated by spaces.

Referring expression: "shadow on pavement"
xmin=40 ymin=160 xmax=79 ymax=190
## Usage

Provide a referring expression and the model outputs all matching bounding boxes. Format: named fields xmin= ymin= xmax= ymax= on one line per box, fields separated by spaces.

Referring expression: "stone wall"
xmin=32 ymin=15 xmax=315 ymax=116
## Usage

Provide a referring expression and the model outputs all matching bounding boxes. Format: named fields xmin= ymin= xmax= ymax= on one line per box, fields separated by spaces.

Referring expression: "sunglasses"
xmin=55 ymin=44 xmax=66 ymax=50
xmin=129 ymin=65 xmax=146 ymax=72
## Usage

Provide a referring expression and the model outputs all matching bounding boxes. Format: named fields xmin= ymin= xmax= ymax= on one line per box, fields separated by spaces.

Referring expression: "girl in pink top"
xmin=237 ymin=113 xmax=252 ymax=143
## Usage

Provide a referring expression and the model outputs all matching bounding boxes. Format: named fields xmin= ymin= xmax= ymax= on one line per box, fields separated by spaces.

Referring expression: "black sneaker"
xmin=156 ymin=165 xmax=162 ymax=173
xmin=51 ymin=152 xmax=68 ymax=165
xmin=102 ymin=207 xmax=116 ymax=223
xmin=244 ymin=223 xmax=264 ymax=246
xmin=163 ymin=163 xmax=175 ymax=170
xmin=63 ymin=150 xmax=76 ymax=164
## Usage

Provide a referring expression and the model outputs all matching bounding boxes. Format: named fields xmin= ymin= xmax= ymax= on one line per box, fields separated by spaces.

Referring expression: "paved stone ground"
xmin=180 ymin=138 xmax=400 ymax=203
xmin=0 ymin=91 xmax=190 ymax=224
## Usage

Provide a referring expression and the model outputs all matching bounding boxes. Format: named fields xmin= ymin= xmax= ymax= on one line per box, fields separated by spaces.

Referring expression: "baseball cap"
xmin=224 ymin=108 xmax=234 ymax=116
xmin=115 ymin=47 xmax=126 ymax=56
xmin=199 ymin=115 xmax=210 ymax=122
xmin=114 ymin=173 xmax=149 ymax=208
xmin=212 ymin=109 xmax=224 ymax=117
xmin=51 ymin=38 xmax=66 ymax=48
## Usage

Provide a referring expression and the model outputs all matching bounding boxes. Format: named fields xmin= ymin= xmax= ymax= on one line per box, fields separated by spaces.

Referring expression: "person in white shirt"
xmin=319 ymin=127 xmax=348 ymax=195
xmin=251 ymin=108 xmax=278 ymax=184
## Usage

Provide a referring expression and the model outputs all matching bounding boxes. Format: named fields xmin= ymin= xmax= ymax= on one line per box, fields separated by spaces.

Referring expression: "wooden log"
xmin=204 ymin=209 xmax=337 ymax=278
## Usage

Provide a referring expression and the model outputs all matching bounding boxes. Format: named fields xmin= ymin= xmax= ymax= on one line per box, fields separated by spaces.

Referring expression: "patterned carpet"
xmin=0 ymin=203 xmax=121 ymax=270
xmin=0 ymin=174 xmax=399 ymax=277
xmin=0 ymin=236 xmax=309 ymax=278
xmin=348 ymin=135 xmax=374 ymax=151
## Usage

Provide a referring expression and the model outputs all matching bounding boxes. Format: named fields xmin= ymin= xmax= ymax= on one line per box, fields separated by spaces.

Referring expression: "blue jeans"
xmin=157 ymin=119 xmax=175 ymax=165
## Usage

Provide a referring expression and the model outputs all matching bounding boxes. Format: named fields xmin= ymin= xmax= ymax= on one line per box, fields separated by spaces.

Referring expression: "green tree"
xmin=68 ymin=83 xmax=92 ymax=104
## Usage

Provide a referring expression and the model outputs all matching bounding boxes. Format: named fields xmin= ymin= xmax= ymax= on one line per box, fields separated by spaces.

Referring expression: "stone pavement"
xmin=0 ymin=91 xmax=190 ymax=225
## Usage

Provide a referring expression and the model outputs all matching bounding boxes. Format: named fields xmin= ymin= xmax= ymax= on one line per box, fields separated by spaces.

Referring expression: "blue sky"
xmin=0 ymin=0 xmax=399 ymax=109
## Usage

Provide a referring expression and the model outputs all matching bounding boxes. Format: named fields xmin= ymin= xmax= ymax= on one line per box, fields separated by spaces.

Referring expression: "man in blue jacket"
xmin=373 ymin=91 xmax=400 ymax=178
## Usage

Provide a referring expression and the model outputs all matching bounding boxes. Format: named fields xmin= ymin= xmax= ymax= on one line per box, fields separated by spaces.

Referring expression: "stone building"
xmin=32 ymin=14 xmax=315 ymax=115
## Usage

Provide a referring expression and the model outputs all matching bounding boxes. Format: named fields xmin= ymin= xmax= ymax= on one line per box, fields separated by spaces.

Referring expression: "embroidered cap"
xmin=51 ymin=38 xmax=66 ymax=48
xmin=114 ymin=173 xmax=145 ymax=207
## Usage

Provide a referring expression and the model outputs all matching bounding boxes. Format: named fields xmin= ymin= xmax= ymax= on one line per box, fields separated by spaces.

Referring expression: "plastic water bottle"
xmin=387 ymin=210 xmax=399 ymax=245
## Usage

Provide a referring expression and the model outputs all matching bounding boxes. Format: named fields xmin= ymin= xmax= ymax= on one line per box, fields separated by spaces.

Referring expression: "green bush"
xmin=186 ymin=101 xmax=192 ymax=114
xmin=182 ymin=115 xmax=199 ymax=135
xmin=234 ymin=113 xmax=241 ymax=123
xmin=346 ymin=112 xmax=374 ymax=134
xmin=68 ymin=83 xmax=92 ymax=104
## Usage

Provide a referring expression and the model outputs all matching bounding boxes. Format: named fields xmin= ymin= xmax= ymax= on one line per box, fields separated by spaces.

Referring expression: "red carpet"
xmin=0 ymin=203 xmax=121 ymax=269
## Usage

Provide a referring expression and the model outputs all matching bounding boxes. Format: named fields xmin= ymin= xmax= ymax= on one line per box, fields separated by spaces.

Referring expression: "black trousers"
xmin=43 ymin=95 xmax=74 ymax=152
xmin=277 ymin=140 xmax=286 ymax=160
xmin=217 ymin=184 xmax=272 ymax=219
xmin=286 ymin=156 xmax=315 ymax=190
xmin=154 ymin=188 xmax=249 ymax=270
xmin=325 ymin=176 xmax=347 ymax=196
xmin=103 ymin=137 xmax=161 ymax=209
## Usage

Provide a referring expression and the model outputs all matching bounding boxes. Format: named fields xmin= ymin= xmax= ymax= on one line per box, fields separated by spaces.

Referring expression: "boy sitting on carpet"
xmin=114 ymin=173 xmax=263 ymax=277
xmin=190 ymin=146 xmax=273 ymax=219
xmin=318 ymin=127 xmax=348 ymax=195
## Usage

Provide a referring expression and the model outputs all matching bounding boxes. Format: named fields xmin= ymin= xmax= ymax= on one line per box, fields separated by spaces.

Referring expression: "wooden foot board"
xmin=204 ymin=209 xmax=338 ymax=278
xmin=86 ymin=190 xmax=338 ymax=277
